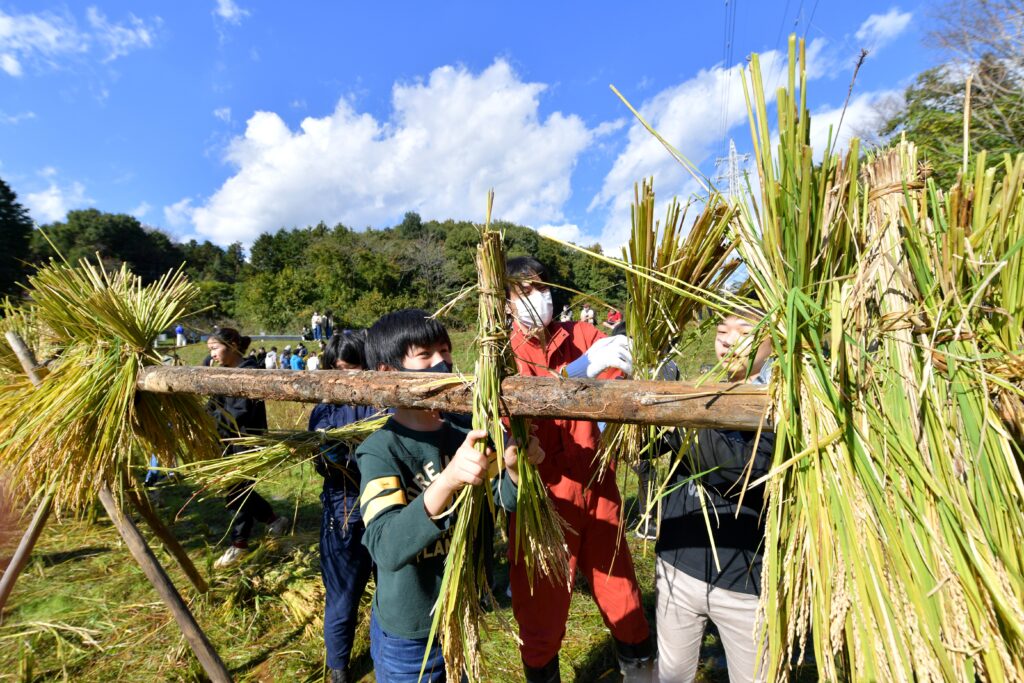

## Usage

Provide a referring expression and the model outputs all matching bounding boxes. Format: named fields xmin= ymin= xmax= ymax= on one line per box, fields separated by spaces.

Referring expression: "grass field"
xmin=0 ymin=328 xmax=733 ymax=682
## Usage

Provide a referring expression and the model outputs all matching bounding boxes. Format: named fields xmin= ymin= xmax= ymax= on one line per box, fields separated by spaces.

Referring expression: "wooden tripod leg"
xmin=97 ymin=485 xmax=231 ymax=683
xmin=126 ymin=489 xmax=208 ymax=594
xmin=0 ymin=492 xmax=53 ymax=615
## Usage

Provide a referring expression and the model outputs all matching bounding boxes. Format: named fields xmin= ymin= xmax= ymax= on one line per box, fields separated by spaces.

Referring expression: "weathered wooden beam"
xmin=137 ymin=367 xmax=771 ymax=431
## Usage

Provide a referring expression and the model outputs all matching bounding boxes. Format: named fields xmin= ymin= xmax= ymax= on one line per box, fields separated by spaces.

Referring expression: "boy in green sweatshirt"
xmin=357 ymin=309 xmax=542 ymax=683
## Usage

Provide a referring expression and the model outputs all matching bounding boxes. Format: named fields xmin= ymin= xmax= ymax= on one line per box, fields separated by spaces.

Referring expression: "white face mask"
xmin=512 ymin=288 xmax=553 ymax=329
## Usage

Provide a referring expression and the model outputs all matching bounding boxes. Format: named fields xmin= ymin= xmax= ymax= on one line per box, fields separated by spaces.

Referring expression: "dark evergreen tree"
xmin=0 ymin=178 xmax=34 ymax=297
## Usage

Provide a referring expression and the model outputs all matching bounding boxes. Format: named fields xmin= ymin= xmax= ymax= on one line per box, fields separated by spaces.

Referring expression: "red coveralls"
xmin=508 ymin=320 xmax=651 ymax=668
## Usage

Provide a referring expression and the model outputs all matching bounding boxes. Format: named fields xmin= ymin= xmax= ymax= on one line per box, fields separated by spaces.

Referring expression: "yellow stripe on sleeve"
xmin=360 ymin=476 xmax=407 ymax=523
xmin=363 ymin=490 xmax=407 ymax=523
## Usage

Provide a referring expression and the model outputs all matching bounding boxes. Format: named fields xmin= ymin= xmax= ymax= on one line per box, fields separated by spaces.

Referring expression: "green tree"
xmin=0 ymin=178 xmax=32 ymax=297
xmin=880 ymin=0 xmax=1023 ymax=185
xmin=31 ymin=209 xmax=185 ymax=284
xmin=881 ymin=56 xmax=1023 ymax=185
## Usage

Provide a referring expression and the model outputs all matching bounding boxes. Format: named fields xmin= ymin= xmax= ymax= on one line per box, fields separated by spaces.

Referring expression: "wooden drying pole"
xmin=136 ymin=366 xmax=770 ymax=431
xmin=0 ymin=333 xmax=231 ymax=683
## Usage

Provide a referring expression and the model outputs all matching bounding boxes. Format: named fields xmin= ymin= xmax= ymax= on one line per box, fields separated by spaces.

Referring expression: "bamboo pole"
xmin=0 ymin=332 xmax=53 ymax=615
xmin=4 ymin=332 xmax=231 ymax=682
xmin=137 ymin=367 xmax=770 ymax=431
xmin=0 ymin=491 xmax=52 ymax=616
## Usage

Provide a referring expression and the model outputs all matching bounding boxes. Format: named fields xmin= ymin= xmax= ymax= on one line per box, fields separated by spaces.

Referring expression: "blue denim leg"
xmin=369 ymin=608 xmax=447 ymax=683
xmin=321 ymin=485 xmax=373 ymax=670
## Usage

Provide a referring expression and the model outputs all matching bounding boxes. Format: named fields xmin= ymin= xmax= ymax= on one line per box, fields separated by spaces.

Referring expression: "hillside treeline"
xmin=5 ymin=202 xmax=625 ymax=332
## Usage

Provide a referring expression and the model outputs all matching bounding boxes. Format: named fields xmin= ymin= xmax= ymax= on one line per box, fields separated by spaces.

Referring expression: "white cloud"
xmin=213 ymin=106 xmax=232 ymax=123
xmin=164 ymin=197 xmax=195 ymax=229
xmin=86 ymin=7 xmax=157 ymax=63
xmin=855 ymin=8 xmax=913 ymax=53
xmin=536 ymin=223 xmax=583 ymax=244
xmin=808 ymin=89 xmax=903 ymax=158
xmin=0 ymin=6 xmax=155 ymax=76
xmin=1 ymin=53 xmax=21 ymax=76
xmin=214 ymin=0 xmax=249 ymax=25
xmin=130 ymin=201 xmax=151 ymax=218
xmin=25 ymin=180 xmax=91 ymax=223
xmin=187 ymin=60 xmax=600 ymax=245
xmin=0 ymin=109 xmax=35 ymax=124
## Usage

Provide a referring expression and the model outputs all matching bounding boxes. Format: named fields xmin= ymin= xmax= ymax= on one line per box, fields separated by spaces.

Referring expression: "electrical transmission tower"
xmin=714 ymin=139 xmax=750 ymax=198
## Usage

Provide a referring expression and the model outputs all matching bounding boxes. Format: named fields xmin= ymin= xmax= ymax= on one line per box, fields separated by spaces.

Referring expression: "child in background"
xmin=310 ymin=332 xmax=377 ymax=683
xmin=655 ymin=307 xmax=773 ymax=683
xmin=206 ymin=328 xmax=289 ymax=568
xmin=356 ymin=309 xmax=543 ymax=682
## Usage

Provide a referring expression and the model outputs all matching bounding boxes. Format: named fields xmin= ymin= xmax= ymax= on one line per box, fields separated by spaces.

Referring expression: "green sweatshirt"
xmin=356 ymin=416 xmax=518 ymax=639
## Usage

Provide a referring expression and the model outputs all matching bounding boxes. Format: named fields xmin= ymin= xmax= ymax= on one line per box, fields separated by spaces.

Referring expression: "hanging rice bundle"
xmin=176 ymin=412 xmax=389 ymax=488
xmin=426 ymin=192 xmax=568 ymax=682
xmin=536 ymin=34 xmax=1023 ymax=681
xmin=0 ymin=257 xmax=220 ymax=514
xmin=596 ymin=179 xmax=738 ymax=476
xmin=731 ymin=38 xmax=1024 ymax=682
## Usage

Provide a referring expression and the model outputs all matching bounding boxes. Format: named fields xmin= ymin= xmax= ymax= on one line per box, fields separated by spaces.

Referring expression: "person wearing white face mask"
xmin=504 ymin=257 xmax=654 ymax=683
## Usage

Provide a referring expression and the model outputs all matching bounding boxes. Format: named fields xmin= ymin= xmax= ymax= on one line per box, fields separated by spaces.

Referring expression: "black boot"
xmin=328 ymin=667 xmax=349 ymax=683
xmin=523 ymin=654 xmax=560 ymax=683
xmin=615 ymin=636 xmax=656 ymax=682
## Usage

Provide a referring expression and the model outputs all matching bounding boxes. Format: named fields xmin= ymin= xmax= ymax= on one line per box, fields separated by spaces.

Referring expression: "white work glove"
xmin=563 ymin=335 xmax=633 ymax=379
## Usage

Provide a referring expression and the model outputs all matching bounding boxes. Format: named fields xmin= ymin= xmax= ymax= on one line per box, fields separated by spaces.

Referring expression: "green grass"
xmin=0 ymin=328 xmax=737 ymax=682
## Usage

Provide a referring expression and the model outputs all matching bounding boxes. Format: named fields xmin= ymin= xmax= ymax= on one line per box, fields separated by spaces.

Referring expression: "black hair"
xmin=505 ymin=256 xmax=548 ymax=295
xmin=322 ymin=330 xmax=367 ymax=370
xmin=210 ymin=327 xmax=251 ymax=354
xmin=365 ymin=309 xmax=452 ymax=371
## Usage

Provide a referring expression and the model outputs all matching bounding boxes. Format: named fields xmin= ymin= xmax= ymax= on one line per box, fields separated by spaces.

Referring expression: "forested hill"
xmin=12 ymin=205 xmax=625 ymax=333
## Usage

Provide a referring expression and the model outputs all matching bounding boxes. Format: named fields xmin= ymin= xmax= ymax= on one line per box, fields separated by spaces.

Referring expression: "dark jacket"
xmin=206 ymin=356 xmax=268 ymax=455
xmin=308 ymin=402 xmax=380 ymax=489
xmin=656 ymin=425 xmax=774 ymax=595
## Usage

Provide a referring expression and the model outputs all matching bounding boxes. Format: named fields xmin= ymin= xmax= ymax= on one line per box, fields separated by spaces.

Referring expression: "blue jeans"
xmin=370 ymin=609 xmax=447 ymax=683
xmin=321 ymin=484 xmax=373 ymax=670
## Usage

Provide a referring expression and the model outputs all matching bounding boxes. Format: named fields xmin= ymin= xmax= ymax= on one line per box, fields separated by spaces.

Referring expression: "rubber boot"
xmin=616 ymin=636 xmax=656 ymax=683
xmin=523 ymin=654 xmax=561 ymax=683
xmin=328 ymin=667 xmax=349 ymax=683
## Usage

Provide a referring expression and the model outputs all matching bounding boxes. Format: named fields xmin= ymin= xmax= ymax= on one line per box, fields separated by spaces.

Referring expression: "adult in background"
xmin=323 ymin=309 xmax=334 ymax=338
xmin=206 ymin=328 xmax=289 ymax=568
xmin=603 ymin=308 xmax=623 ymax=330
xmin=504 ymin=257 xmax=654 ymax=682
xmin=312 ymin=311 xmax=323 ymax=341
xmin=175 ymin=322 xmax=187 ymax=347
xmin=558 ymin=304 xmax=573 ymax=322
xmin=310 ymin=331 xmax=377 ymax=683
xmin=255 ymin=346 xmax=267 ymax=368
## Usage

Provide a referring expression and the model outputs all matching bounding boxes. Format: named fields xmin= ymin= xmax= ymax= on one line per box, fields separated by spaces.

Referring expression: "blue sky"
xmin=1 ymin=1 xmax=934 ymax=250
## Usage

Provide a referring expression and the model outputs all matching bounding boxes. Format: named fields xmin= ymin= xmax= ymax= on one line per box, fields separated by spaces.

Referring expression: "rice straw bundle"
xmin=538 ymin=34 xmax=1024 ymax=681
xmin=176 ymin=413 xmax=389 ymax=488
xmin=427 ymin=192 xmax=568 ymax=681
xmin=731 ymin=38 xmax=1024 ymax=681
xmin=597 ymin=179 xmax=738 ymax=475
xmin=0 ymin=257 xmax=220 ymax=514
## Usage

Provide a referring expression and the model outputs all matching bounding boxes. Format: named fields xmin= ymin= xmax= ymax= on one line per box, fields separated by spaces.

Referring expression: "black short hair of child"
xmin=365 ymin=309 xmax=451 ymax=371
xmin=322 ymin=330 xmax=367 ymax=370
xmin=505 ymin=256 xmax=548 ymax=295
